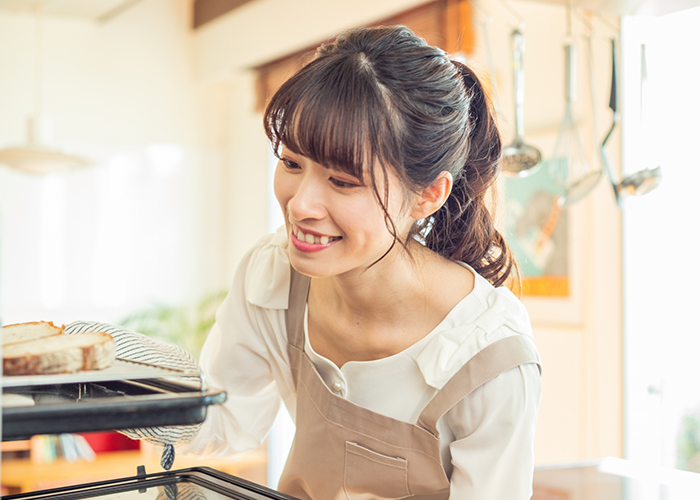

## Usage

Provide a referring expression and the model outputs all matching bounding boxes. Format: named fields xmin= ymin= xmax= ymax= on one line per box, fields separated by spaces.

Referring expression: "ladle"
xmin=600 ymin=38 xmax=662 ymax=207
xmin=501 ymin=29 xmax=542 ymax=176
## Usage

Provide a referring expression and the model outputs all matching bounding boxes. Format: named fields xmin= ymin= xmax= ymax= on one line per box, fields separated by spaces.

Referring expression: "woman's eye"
xmin=330 ymin=177 xmax=359 ymax=188
xmin=282 ymin=158 xmax=301 ymax=170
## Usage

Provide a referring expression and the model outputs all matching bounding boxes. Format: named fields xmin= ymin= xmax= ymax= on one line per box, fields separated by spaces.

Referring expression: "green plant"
xmin=677 ymin=413 xmax=700 ymax=473
xmin=120 ymin=290 xmax=228 ymax=360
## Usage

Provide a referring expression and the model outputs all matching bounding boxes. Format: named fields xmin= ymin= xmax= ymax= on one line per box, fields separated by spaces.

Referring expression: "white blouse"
xmin=183 ymin=228 xmax=542 ymax=500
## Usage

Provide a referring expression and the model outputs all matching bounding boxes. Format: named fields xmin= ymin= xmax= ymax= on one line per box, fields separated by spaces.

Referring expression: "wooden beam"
xmin=458 ymin=0 xmax=475 ymax=56
xmin=193 ymin=0 xmax=257 ymax=29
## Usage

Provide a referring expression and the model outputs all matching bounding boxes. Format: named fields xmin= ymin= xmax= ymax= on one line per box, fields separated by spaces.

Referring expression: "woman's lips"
xmin=290 ymin=225 xmax=341 ymax=252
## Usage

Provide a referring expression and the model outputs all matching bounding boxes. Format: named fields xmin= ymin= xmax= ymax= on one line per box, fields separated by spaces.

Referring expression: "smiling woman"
xmin=166 ymin=25 xmax=542 ymax=500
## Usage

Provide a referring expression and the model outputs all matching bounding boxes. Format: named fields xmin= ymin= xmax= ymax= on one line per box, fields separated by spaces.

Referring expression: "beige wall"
xmin=194 ymin=0 xmax=624 ymax=465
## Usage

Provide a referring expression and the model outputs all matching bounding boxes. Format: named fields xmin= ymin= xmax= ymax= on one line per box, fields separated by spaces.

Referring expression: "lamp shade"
xmin=0 ymin=115 xmax=91 ymax=174
xmin=0 ymin=146 xmax=90 ymax=174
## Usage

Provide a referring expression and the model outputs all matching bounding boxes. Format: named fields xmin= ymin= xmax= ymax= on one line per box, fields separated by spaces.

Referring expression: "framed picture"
xmin=503 ymin=159 xmax=584 ymax=325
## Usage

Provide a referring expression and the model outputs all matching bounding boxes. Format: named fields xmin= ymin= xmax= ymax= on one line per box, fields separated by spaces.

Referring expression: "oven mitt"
xmin=66 ymin=320 xmax=202 ymax=470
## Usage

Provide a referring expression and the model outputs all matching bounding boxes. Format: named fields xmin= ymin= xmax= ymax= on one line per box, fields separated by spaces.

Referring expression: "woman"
xmin=71 ymin=25 xmax=541 ymax=500
xmin=195 ymin=24 xmax=541 ymax=499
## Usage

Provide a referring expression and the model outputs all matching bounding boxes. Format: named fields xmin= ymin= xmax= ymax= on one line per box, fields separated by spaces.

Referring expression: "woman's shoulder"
xmin=413 ymin=267 xmax=536 ymax=390
xmin=473 ymin=271 xmax=533 ymax=335
xmin=446 ymin=264 xmax=533 ymax=338
xmin=237 ymin=227 xmax=291 ymax=310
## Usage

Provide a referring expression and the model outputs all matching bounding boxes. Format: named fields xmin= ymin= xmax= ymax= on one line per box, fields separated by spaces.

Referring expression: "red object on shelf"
xmin=78 ymin=432 xmax=140 ymax=453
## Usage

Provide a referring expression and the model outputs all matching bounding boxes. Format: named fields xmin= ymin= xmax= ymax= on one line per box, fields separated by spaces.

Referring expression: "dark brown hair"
xmin=264 ymin=25 xmax=516 ymax=287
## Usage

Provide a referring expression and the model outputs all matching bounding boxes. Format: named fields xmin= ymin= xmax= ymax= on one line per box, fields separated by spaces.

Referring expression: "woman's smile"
xmin=290 ymin=224 xmax=342 ymax=252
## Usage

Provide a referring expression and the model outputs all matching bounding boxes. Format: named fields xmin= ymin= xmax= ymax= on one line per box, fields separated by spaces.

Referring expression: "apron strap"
xmin=416 ymin=335 xmax=541 ymax=437
xmin=285 ymin=267 xmax=311 ymax=383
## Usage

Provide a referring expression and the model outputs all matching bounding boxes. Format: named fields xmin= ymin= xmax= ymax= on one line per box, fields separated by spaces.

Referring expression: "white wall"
xmin=0 ymin=0 xmax=198 ymax=147
xmin=0 ymin=0 xmax=227 ymax=324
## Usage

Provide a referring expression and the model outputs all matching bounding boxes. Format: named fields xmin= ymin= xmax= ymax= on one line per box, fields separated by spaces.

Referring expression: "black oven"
xmin=2 ymin=358 xmax=297 ymax=499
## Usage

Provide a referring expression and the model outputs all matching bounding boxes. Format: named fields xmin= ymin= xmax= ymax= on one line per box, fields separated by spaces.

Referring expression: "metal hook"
xmin=572 ymin=7 xmax=594 ymax=38
xmin=468 ymin=0 xmax=502 ymax=115
xmin=468 ymin=0 xmax=493 ymax=25
xmin=498 ymin=0 xmax=526 ymax=30
xmin=594 ymin=9 xmax=620 ymax=37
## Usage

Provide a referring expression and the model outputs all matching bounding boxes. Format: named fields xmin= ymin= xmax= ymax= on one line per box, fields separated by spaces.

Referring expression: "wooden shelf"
xmin=1 ymin=440 xmax=31 ymax=453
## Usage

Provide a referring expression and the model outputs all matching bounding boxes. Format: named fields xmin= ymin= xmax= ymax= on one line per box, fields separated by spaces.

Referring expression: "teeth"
xmin=294 ymin=226 xmax=335 ymax=245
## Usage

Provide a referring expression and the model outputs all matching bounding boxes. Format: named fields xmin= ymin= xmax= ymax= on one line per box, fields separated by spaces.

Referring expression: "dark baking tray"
xmin=3 ymin=466 xmax=299 ymax=500
xmin=2 ymin=378 xmax=226 ymax=440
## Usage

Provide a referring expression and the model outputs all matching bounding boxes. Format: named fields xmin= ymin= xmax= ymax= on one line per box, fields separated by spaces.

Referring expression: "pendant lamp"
xmin=0 ymin=5 xmax=91 ymax=174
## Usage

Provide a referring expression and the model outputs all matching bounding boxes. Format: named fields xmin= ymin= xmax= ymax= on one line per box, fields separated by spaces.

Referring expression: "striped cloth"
xmin=66 ymin=321 xmax=203 ymax=469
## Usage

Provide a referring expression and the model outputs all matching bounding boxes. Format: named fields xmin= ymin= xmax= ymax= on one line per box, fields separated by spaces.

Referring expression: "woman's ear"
xmin=411 ymin=171 xmax=453 ymax=220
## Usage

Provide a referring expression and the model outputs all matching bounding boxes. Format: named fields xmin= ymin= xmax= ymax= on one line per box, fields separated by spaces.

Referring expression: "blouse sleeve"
xmin=446 ymin=361 xmax=542 ymax=500
xmin=181 ymin=237 xmax=295 ymax=458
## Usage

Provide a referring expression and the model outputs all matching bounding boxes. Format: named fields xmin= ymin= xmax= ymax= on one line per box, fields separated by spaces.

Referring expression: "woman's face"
xmin=274 ymin=147 xmax=413 ymax=279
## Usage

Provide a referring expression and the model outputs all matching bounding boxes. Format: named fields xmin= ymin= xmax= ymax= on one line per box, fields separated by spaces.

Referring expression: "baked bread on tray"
xmin=2 ymin=321 xmax=116 ymax=375
xmin=2 ymin=320 xmax=64 ymax=346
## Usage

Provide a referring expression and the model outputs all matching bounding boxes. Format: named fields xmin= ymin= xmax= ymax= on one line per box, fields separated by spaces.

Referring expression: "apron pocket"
xmin=344 ymin=441 xmax=411 ymax=499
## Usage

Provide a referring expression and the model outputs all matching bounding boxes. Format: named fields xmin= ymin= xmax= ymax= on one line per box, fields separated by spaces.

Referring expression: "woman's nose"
xmin=287 ymin=175 xmax=326 ymax=221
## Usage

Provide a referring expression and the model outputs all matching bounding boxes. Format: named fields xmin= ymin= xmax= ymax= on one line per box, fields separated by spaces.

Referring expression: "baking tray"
xmin=2 ymin=377 xmax=226 ymax=440
xmin=3 ymin=466 xmax=299 ymax=500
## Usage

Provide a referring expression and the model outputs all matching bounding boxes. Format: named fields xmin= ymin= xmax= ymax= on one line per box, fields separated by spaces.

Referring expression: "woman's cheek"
xmin=346 ymin=200 xmax=389 ymax=239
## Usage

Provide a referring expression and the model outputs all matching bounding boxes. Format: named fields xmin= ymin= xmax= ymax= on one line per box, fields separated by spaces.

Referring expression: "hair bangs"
xmin=264 ymin=55 xmax=400 ymax=182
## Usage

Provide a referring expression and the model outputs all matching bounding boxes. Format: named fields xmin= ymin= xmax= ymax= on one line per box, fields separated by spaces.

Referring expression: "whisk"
xmin=549 ymin=9 xmax=602 ymax=205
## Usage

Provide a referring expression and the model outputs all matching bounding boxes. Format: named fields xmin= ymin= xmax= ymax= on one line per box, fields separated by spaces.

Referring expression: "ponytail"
xmin=423 ymin=61 xmax=517 ymax=288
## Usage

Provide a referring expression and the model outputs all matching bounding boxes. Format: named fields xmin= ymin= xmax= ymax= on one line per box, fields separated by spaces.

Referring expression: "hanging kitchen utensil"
xmin=599 ymin=38 xmax=662 ymax=208
xmin=474 ymin=4 xmax=501 ymax=117
xmin=501 ymin=29 xmax=542 ymax=176
xmin=549 ymin=10 xmax=602 ymax=206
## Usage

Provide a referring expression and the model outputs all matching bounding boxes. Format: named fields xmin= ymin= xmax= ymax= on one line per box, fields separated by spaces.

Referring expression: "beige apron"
xmin=278 ymin=269 xmax=541 ymax=500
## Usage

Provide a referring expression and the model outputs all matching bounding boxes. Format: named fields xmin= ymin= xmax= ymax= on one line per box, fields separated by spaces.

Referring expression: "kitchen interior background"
xmin=1 ymin=0 xmax=699 ymax=493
